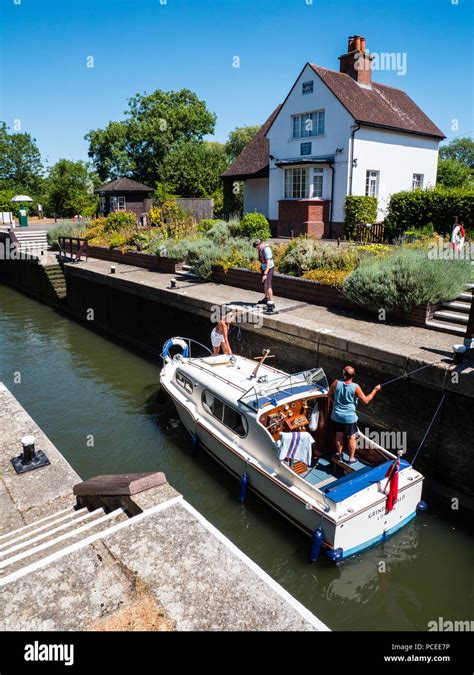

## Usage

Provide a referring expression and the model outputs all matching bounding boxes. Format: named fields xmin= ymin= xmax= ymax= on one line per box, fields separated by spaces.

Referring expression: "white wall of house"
xmin=352 ymin=128 xmax=440 ymax=219
xmin=266 ymin=64 xmax=353 ymax=223
xmin=243 ymin=178 xmax=269 ymax=217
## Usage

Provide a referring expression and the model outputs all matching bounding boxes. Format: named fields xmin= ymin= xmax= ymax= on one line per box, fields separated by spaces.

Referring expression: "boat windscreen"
xmin=239 ymin=368 xmax=328 ymax=411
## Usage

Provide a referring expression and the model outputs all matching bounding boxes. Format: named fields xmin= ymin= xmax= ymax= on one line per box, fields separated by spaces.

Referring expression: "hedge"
xmin=344 ymin=196 xmax=378 ymax=239
xmin=385 ymin=186 xmax=474 ymax=239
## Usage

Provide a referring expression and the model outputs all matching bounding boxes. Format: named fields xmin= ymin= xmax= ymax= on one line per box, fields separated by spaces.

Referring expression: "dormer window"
xmin=302 ymin=81 xmax=314 ymax=95
xmin=292 ymin=111 xmax=325 ymax=139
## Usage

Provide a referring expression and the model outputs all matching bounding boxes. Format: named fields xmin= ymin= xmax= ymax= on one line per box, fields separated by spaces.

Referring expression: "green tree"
xmin=437 ymin=158 xmax=472 ymax=188
xmin=0 ymin=122 xmax=43 ymax=193
xmin=440 ymin=137 xmax=474 ymax=168
xmin=85 ymin=89 xmax=216 ymax=185
xmin=225 ymin=125 xmax=260 ymax=162
xmin=160 ymin=141 xmax=229 ymax=198
xmin=45 ymin=159 xmax=98 ymax=217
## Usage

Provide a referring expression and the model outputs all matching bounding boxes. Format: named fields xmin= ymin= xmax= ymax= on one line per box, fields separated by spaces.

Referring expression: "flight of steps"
xmin=44 ymin=263 xmax=67 ymax=300
xmin=0 ymin=505 xmax=127 ymax=584
xmin=11 ymin=229 xmax=49 ymax=255
xmin=426 ymin=284 xmax=473 ymax=336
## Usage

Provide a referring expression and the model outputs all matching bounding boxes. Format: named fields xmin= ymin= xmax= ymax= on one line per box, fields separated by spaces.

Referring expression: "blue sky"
xmin=0 ymin=0 xmax=472 ymax=168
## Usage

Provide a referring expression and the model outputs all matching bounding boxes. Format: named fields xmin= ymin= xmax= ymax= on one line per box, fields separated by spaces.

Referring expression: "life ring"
xmin=162 ymin=338 xmax=189 ymax=361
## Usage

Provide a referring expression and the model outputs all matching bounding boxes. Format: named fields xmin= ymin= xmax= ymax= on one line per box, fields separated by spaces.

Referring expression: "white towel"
xmin=278 ymin=431 xmax=313 ymax=466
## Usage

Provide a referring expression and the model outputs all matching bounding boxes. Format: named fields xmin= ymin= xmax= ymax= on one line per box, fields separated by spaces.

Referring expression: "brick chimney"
xmin=339 ymin=35 xmax=373 ymax=86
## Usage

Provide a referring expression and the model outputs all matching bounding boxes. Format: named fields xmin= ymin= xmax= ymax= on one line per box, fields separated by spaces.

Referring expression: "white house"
xmin=223 ymin=35 xmax=445 ymax=238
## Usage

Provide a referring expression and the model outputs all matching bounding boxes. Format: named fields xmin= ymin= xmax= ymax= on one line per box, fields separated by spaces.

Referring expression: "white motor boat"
xmin=159 ymin=337 xmax=425 ymax=562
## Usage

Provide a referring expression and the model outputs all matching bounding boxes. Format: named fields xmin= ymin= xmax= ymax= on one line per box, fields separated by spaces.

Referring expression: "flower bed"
xmin=210 ymin=265 xmax=440 ymax=328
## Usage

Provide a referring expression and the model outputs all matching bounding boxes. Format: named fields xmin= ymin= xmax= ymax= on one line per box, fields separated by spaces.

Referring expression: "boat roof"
xmin=183 ymin=355 xmax=328 ymax=411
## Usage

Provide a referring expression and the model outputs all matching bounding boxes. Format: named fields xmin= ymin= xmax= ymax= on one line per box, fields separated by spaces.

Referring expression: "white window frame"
xmin=311 ymin=168 xmax=324 ymax=199
xmin=110 ymin=196 xmax=126 ymax=212
xmin=365 ymin=170 xmax=379 ymax=198
xmin=412 ymin=173 xmax=424 ymax=190
xmin=284 ymin=168 xmax=310 ymax=199
xmin=99 ymin=196 xmax=106 ymax=213
xmin=291 ymin=110 xmax=325 ymax=139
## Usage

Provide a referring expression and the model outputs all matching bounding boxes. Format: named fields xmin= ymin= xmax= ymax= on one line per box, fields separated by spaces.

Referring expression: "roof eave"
xmin=355 ymin=120 xmax=445 ymax=140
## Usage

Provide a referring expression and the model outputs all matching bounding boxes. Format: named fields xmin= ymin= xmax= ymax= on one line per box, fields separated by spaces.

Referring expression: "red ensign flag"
xmin=386 ymin=459 xmax=400 ymax=512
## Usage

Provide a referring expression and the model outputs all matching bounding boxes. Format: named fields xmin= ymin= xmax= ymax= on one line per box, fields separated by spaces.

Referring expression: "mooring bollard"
xmin=22 ymin=435 xmax=36 ymax=463
xmin=11 ymin=434 xmax=50 ymax=474
xmin=170 ymin=278 xmax=177 ymax=289
xmin=110 ymin=266 xmax=116 ymax=274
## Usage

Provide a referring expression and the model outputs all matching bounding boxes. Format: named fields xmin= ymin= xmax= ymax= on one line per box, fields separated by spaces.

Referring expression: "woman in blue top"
xmin=329 ymin=365 xmax=381 ymax=463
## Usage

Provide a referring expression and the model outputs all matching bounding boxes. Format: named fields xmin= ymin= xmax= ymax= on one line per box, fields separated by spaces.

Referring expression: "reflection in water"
xmin=0 ymin=283 xmax=473 ymax=631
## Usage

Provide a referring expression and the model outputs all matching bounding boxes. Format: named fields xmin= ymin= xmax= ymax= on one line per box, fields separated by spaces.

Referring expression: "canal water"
xmin=0 ymin=284 xmax=472 ymax=631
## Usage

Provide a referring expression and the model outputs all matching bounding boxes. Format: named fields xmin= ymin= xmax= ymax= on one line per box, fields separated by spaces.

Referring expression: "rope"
xmin=229 ymin=326 xmax=242 ymax=342
xmin=411 ymin=391 xmax=447 ymax=467
xmin=381 ymin=360 xmax=442 ymax=388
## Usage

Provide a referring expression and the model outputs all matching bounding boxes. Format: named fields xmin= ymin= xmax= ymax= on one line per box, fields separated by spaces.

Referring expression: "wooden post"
xmin=464 ymin=288 xmax=474 ymax=352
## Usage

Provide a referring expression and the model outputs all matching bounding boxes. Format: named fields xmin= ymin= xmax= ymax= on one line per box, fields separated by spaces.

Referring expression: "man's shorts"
xmin=263 ymin=266 xmax=274 ymax=292
xmin=333 ymin=421 xmax=359 ymax=437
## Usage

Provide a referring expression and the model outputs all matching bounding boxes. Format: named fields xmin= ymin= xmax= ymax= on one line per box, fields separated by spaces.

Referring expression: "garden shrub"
xmin=302 ymin=269 xmax=350 ymax=287
xmin=105 ymin=211 xmax=137 ymax=232
xmin=356 ymin=243 xmax=392 ymax=259
xmin=385 ymin=187 xmax=474 ymax=240
xmin=344 ymin=196 xmax=378 ymax=239
xmin=278 ymin=238 xmax=358 ymax=276
xmin=342 ymin=248 xmax=472 ymax=311
xmin=47 ymin=222 xmax=88 ymax=247
xmin=198 ymin=218 xmax=222 ymax=233
xmin=239 ymin=212 xmax=271 ymax=240
xmin=203 ymin=221 xmax=232 ymax=246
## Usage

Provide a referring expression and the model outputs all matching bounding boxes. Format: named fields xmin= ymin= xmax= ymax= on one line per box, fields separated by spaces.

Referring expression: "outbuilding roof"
xmin=95 ymin=177 xmax=154 ymax=193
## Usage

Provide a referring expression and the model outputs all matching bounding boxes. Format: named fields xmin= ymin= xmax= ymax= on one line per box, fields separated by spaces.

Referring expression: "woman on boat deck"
xmin=211 ymin=313 xmax=234 ymax=355
xmin=329 ymin=366 xmax=381 ymax=463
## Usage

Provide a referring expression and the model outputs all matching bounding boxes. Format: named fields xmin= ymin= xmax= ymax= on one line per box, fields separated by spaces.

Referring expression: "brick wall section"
xmin=88 ymin=246 xmax=183 ymax=273
xmin=277 ymin=200 xmax=331 ymax=238
xmin=210 ymin=266 xmax=435 ymax=327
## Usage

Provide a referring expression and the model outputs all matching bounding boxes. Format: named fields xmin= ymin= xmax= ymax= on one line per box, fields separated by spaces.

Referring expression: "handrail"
xmin=57 ymin=236 xmax=89 ymax=262
xmin=7 ymin=228 xmax=19 ymax=247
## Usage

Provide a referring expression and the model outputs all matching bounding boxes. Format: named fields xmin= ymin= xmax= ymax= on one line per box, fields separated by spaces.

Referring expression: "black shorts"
xmin=333 ymin=421 xmax=359 ymax=437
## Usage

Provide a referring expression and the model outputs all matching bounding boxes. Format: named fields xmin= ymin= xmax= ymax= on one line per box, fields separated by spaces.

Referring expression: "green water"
xmin=0 ymin=284 xmax=472 ymax=631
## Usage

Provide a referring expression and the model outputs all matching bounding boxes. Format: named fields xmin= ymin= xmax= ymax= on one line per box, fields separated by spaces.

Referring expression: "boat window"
xmin=202 ymin=390 xmax=248 ymax=437
xmin=223 ymin=405 xmax=248 ymax=437
xmin=176 ymin=370 xmax=193 ymax=394
xmin=213 ymin=398 xmax=224 ymax=422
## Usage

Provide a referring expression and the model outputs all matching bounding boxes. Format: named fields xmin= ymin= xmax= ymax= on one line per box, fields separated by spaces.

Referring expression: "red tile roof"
xmin=223 ymin=64 xmax=444 ymax=180
xmin=310 ymin=65 xmax=445 ymax=139
xmin=222 ymin=106 xmax=282 ymax=180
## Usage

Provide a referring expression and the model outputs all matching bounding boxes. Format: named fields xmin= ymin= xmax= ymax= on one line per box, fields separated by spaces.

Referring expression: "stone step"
xmin=426 ymin=320 xmax=466 ymax=336
xmin=433 ymin=310 xmax=468 ymax=325
xmin=0 ymin=509 xmax=126 ymax=577
xmin=0 ymin=509 xmax=105 ymax=559
xmin=0 ymin=507 xmax=87 ymax=550
xmin=457 ymin=292 xmax=473 ymax=303
xmin=443 ymin=301 xmax=471 ymax=314
xmin=0 ymin=506 xmax=75 ymax=544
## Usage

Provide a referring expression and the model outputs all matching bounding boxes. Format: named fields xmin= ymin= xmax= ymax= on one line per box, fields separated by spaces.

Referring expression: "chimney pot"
xmin=339 ymin=34 xmax=373 ymax=86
